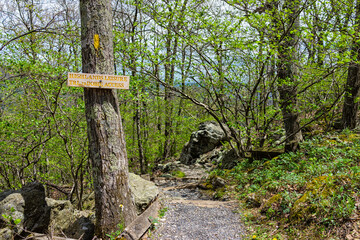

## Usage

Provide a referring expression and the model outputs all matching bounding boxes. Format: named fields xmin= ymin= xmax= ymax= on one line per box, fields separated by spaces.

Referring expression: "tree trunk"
xmin=276 ymin=0 xmax=303 ymax=152
xmin=342 ymin=0 xmax=360 ymax=129
xmin=80 ymin=0 xmax=136 ymax=237
xmin=135 ymin=88 xmax=146 ymax=173
xmin=163 ymin=29 xmax=177 ymax=159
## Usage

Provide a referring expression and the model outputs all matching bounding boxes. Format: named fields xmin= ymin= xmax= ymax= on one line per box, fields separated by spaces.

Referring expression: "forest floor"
xmin=143 ymin=130 xmax=360 ymax=240
xmin=145 ymin=165 xmax=247 ymax=240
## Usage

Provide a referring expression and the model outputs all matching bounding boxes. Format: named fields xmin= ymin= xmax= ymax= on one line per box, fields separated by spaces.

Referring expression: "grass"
xmin=212 ymin=130 xmax=360 ymax=239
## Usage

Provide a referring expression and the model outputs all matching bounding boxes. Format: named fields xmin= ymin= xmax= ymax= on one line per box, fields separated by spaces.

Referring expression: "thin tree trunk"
xmin=163 ymin=30 xmax=177 ymax=159
xmin=129 ymin=0 xmax=145 ymax=173
xmin=342 ymin=0 xmax=360 ymax=129
xmin=80 ymin=0 xmax=136 ymax=237
xmin=135 ymin=88 xmax=145 ymax=173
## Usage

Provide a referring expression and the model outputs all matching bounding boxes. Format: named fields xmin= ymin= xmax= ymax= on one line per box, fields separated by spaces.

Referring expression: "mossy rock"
xmin=246 ymin=192 xmax=263 ymax=208
xmin=199 ymin=175 xmax=230 ymax=200
xmin=289 ymin=175 xmax=351 ymax=224
xmin=260 ymin=194 xmax=282 ymax=218
xmin=200 ymin=175 xmax=226 ymax=191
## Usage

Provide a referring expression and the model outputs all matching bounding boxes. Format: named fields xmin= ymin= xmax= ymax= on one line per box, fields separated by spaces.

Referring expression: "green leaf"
xmin=14 ymin=219 xmax=21 ymax=225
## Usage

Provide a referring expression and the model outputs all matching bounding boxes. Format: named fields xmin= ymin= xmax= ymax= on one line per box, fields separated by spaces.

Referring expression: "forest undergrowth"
xmin=212 ymin=129 xmax=360 ymax=239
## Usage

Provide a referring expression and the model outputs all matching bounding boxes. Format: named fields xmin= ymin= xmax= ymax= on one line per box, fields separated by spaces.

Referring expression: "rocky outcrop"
xmin=78 ymin=174 xmax=160 ymax=216
xmin=129 ymin=173 xmax=159 ymax=215
xmin=180 ymin=121 xmax=228 ymax=165
xmin=0 ymin=183 xmax=94 ymax=240
xmin=0 ymin=175 xmax=160 ymax=240
xmin=0 ymin=182 xmax=50 ymax=237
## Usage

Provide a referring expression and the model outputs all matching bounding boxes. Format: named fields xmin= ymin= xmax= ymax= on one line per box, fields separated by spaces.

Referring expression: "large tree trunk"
xmin=342 ymin=0 xmax=360 ymax=129
xmin=80 ymin=0 xmax=136 ymax=237
xmin=276 ymin=0 xmax=303 ymax=152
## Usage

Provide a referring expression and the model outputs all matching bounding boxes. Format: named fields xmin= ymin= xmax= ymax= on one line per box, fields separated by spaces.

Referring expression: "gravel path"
xmin=149 ymin=192 xmax=247 ymax=240
xmin=149 ymin=164 xmax=247 ymax=240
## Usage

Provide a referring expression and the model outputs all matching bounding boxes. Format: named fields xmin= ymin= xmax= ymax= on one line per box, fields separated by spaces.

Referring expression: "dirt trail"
xmin=147 ymin=165 xmax=247 ymax=240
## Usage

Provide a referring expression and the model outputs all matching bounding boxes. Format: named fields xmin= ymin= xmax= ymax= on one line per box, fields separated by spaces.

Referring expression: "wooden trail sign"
xmin=67 ymin=72 xmax=130 ymax=89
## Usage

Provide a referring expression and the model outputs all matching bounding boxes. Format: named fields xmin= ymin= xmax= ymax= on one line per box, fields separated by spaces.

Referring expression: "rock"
xmin=210 ymin=176 xmax=226 ymax=189
xmin=0 ymin=227 xmax=12 ymax=240
xmin=196 ymin=148 xmax=222 ymax=165
xmin=81 ymin=192 xmax=95 ymax=211
xmin=63 ymin=211 xmax=95 ymax=240
xmin=158 ymin=162 xmax=180 ymax=173
xmin=0 ymin=182 xmax=50 ymax=235
xmin=0 ymin=193 xmax=24 ymax=230
xmin=219 ymin=148 xmax=240 ymax=169
xmin=180 ymin=121 xmax=228 ymax=165
xmin=20 ymin=182 xmax=51 ymax=232
xmin=159 ymin=174 xmax=173 ymax=178
xmin=332 ymin=118 xmax=343 ymax=130
xmin=129 ymin=173 xmax=159 ymax=215
xmin=204 ymin=162 xmax=213 ymax=169
xmin=199 ymin=175 xmax=226 ymax=190
xmin=46 ymin=198 xmax=94 ymax=240
xmin=46 ymin=198 xmax=72 ymax=211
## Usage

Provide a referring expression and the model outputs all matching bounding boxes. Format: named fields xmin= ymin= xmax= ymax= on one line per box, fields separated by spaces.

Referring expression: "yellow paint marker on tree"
xmin=94 ymin=34 xmax=100 ymax=50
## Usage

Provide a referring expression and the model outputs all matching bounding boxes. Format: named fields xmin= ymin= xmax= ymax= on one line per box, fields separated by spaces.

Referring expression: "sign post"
xmin=67 ymin=72 xmax=130 ymax=89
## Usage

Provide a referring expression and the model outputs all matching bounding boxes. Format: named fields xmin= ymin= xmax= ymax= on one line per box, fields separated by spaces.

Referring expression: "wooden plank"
xmin=120 ymin=197 xmax=161 ymax=240
xmin=24 ymin=233 xmax=77 ymax=240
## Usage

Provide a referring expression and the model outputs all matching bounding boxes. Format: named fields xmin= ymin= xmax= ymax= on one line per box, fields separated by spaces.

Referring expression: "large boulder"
xmin=46 ymin=198 xmax=94 ymax=240
xmin=129 ymin=173 xmax=159 ymax=215
xmin=0 ymin=182 xmax=50 ymax=236
xmin=219 ymin=148 xmax=240 ymax=169
xmin=180 ymin=121 xmax=228 ymax=165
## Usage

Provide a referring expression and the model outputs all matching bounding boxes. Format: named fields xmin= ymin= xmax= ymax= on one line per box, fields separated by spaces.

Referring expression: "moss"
xmin=205 ymin=182 xmax=213 ymax=189
xmin=339 ymin=133 xmax=360 ymax=141
xmin=260 ymin=194 xmax=282 ymax=218
xmin=171 ymin=170 xmax=186 ymax=178
xmin=289 ymin=175 xmax=351 ymax=224
xmin=214 ymin=188 xmax=226 ymax=199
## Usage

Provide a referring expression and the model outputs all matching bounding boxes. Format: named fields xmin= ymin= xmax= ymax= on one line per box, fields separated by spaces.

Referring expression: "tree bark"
xmin=276 ymin=0 xmax=303 ymax=152
xmin=342 ymin=0 xmax=360 ymax=130
xmin=80 ymin=0 xmax=136 ymax=237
